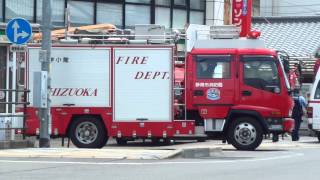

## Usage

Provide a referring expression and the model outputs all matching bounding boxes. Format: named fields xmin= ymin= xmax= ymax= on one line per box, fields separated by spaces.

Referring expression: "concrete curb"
xmin=0 ymin=140 xmax=35 ymax=149
xmin=0 ymin=147 xmax=222 ymax=160
xmin=181 ymin=147 xmax=222 ymax=158
xmin=0 ymin=148 xmax=182 ymax=160
xmin=160 ymin=149 xmax=183 ymax=159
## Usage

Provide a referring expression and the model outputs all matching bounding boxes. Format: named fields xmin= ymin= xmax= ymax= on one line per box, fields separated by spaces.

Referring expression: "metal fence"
xmin=0 ymin=88 xmax=29 ymax=141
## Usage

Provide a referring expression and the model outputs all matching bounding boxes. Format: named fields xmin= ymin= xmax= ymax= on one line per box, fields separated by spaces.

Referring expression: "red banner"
xmin=232 ymin=0 xmax=252 ymax=37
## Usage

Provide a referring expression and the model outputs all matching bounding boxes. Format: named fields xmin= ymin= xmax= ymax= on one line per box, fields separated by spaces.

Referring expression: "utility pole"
xmin=39 ymin=0 xmax=52 ymax=148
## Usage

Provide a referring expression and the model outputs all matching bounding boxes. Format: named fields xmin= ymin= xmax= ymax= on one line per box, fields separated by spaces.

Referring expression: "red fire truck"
xmin=20 ymin=0 xmax=294 ymax=150
xmin=22 ymin=22 xmax=294 ymax=150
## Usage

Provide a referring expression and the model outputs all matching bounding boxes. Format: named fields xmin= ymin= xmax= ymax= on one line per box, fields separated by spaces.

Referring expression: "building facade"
xmin=0 ymin=0 xmax=210 ymax=29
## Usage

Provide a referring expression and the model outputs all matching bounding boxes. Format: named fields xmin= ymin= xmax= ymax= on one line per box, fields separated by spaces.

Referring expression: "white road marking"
xmin=0 ymin=153 xmax=304 ymax=166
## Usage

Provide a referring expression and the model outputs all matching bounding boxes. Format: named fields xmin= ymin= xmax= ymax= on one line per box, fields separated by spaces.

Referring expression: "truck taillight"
xmin=307 ymin=107 xmax=313 ymax=118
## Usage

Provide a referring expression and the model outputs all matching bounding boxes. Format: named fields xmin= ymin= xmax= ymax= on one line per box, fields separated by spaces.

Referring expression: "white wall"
xmin=206 ymin=0 xmax=224 ymax=25
xmin=260 ymin=0 xmax=320 ymax=16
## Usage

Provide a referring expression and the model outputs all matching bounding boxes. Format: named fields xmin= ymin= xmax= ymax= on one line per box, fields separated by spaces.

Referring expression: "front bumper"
xmin=283 ymin=118 xmax=294 ymax=132
xmin=266 ymin=118 xmax=294 ymax=133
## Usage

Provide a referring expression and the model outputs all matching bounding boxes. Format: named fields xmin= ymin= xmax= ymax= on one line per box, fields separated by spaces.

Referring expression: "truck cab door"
xmin=239 ymin=55 xmax=284 ymax=113
xmin=192 ymin=55 xmax=235 ymax=119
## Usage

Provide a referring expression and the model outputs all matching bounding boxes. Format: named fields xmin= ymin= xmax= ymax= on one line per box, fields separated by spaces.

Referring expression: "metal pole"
xmin=39 ymin=0 xmax=52 ymax=148
xmin=11 ymin=52 xmax=16 ymax=141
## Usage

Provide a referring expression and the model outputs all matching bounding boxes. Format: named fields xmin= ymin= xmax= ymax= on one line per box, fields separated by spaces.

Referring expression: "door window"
xmin=196 ymin=55 xmax=231 ymax=79
xmin=242 ymin=56 xmax=280 ymax=93
xmin=314 ymin=81 xmax=320 ymax=99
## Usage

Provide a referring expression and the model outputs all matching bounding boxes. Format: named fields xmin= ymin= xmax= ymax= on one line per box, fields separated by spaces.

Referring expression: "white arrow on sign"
xmin=12 ymin=21 xmax=29 ymax=43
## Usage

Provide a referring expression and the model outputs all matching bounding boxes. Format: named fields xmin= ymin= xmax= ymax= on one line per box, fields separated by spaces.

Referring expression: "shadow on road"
xmin=107 ymin=140 xmax=197 ymax=147
xmin=299 ymin=141 xmax=319 ymax=144
xmin=222 ymin=149 xmax=288 ymax=152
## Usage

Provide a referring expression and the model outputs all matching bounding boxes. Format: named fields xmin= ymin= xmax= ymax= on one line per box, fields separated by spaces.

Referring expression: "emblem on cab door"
xmin=207 ymin=88 xmax=220 ymax=101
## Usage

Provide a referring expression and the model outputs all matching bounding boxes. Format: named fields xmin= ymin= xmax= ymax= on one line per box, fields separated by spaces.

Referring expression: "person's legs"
xmin=295 ymin=117 xmax=302 ymax=140
xmin=292 ymin=117 xmax=302 ymax=141
xmin=272 ymin=133 xmax=279 ymax=142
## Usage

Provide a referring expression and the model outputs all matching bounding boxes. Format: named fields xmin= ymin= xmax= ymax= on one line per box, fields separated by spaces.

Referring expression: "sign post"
xmin=37 ymin=0 xmax=52 ymax=148
xmin=6 ymin=17 xmax=32 ymax=141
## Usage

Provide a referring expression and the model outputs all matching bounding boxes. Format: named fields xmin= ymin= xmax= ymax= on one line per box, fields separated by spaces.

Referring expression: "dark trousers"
xmin=292 ymin=116 xmax=302 ymax=141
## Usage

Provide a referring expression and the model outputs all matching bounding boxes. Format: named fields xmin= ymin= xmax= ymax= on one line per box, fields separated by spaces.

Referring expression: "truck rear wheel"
xmin=227 ymin=117 xmax=263 ymax=151
xmin=317 ymin=132 xmax=320 ymax=143
xmin=69 ymin=117 xmax=108 ymax=148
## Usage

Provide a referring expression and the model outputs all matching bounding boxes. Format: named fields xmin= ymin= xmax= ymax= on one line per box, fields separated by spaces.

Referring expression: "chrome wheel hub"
xmin=234 ymin=122 xmax=256 ymax=145
xmin=75 ymin=121 xmax=98 ymax=144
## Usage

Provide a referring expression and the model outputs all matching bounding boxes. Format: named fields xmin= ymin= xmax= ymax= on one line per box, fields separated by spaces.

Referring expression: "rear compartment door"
xmin=113 ymin=48 xmax=173 ymax=122
xmin=28 ymin=47 xmax=111 ymax=107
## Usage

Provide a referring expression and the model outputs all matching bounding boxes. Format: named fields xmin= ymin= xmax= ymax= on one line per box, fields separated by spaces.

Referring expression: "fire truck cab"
xmin=23 ymin=24 xmax=294 ymax=150
xmin=179 ymin=25 xmax=294 ymax=150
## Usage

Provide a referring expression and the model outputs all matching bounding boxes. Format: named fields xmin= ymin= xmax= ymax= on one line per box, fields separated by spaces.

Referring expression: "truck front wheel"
xmin=227 ymin=117 xmax=263 ymax=151
xmin=69 ymin=117 xmax=108 ymax=148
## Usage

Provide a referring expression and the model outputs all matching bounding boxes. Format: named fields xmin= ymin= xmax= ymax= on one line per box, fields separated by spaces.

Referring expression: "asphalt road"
xmin=0 ymin=139 xmax=319 ymax=180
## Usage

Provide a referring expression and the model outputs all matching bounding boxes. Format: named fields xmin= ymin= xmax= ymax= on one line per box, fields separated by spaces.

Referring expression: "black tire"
xmin=317 ymin=133 xmax=320 ymax=143
xmin=227 ymin=117 xmax=263 ymax=151
xmin=69 ymin=116 xmax=108 ymax=148
xmin=116 ymin=138 xmax=128 ymax=145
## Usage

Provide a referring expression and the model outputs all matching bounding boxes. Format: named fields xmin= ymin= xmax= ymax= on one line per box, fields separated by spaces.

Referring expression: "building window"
xmin=68 ymin=1 xmax=94 ymax=25
xmin=190 ymin=0 xmax=205 ymax=25
xmin=174 ymin=0 xmax=186 ymax=6
xmin=125 ymin=4 xmax=150 ymax=27
xmin=155 ymin=0 xmax=170 ymax=6
xmin=37 ymin=0 xmax=65 ymax=26
xmin=253 ymin=0 xmax=260 ymax=16
xmin=97 ymin=3 xmax=122 ymax=27
xmin=5 ymin=0 xmax=34 ymax=21
xmin=190 ymin=11 xmax=204 ymax=24
xmin=155 ymin=7 xmax=170 ymax=28
xmin=126 ymin=0 xmax=151 ymax=3
xmin=190 ymin=0 xmax=205 ymax=10
xmin=173 ymin=9 xmax=186 ymax=28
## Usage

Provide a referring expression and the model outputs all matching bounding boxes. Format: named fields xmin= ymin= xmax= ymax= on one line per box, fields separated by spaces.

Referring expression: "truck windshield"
xmin=276 ymin=54 xmax=291 ymax=91
xmin=242 ymin=56 xmax=281 ymax=93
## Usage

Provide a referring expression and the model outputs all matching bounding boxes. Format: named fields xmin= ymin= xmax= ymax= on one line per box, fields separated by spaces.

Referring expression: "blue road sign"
xmin=6 ymin=18 xmax=32 ymax=45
